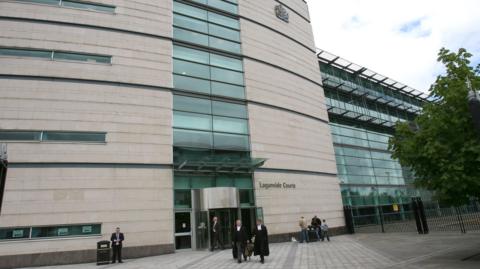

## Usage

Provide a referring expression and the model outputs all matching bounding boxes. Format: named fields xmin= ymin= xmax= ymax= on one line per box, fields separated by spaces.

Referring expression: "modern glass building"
xmin=0 ymin=0 xmax=431 ymax=267
xmin=317 ymin=49 xmax=429 ymax=227
xmin=0 ymin=0 xmax=345 ymax=268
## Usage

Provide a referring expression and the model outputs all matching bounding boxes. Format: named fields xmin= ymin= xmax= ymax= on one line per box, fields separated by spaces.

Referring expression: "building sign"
xmin=57 ymin=227 xmax=69 ymax=236
xmin=82 ymin=225 xmax=92 ymax=234
xmin=12 ymin=229 xmax=24 ymax=238
xmin=392 ymin=204 xmax=399 ymax=212
xmin=259 ymin=181 xmax=296 ymax=189
xmin=274 ymin=5 xmax=289 ymax=23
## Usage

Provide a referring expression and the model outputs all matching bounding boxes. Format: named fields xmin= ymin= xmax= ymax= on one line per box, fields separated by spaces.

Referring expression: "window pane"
xmin=173 ymin=45 xmax=209 ymax=65
xmin=239 ymin=189 xmax=254 ymax=206
xmin=174 ymin=111 xmax=212 ymax=131
xmin=0 ymin=131 xmax=41 ymax=141
xmin=173 ymin=74 xmax=211 ymax=94
xmin=174 ymin=95 xmax=212 ymax=114
xmin=173 ymin=1 xmax=207 ymax=20
xmin=235 ymin=176 xmax=253 ymax=189
xmin=0 ymin=48 xmax=51 ymax=58
xmin=53 ymin=52 xmax=111 ymax=63
xmin=210 ymin=53 xmax=242 ymax=71
xmin=209 ymin=37 xmax=241 ymax=53
xmin=207 ymin=0 xmax=238 ymax=14
xmin=213 ymin=116 xmax=248 ymax=134
xmin=211 ymin=67 xmax=243 ymax=85
xmin=174 ymin=176 xmax=191 ymax=189
xmin=208 ymin=12 xmax=239 ymax=29
xmin=213 ymin=133 xmax=249 ymax=150
xmin=0 ymin=228 xmax=30 ymax=240
xmin=174 ymin=190 xmax=191 ymax=208
xmin=208 ymin=24 xmax=240 ymax=42
xmin=31 ymin=224 xmax=101 ymax=238
xmin=62 ymin=1 xmax=115 ymax=13
xmin=174 ymin=129 xmax=213 ymax=148
xmin=173 ymin=14 xmax=208 ymax=33
xmin=212 ymin=101 xmax=247 ymax=118
xmin=173 ymin=27 xmax=209 ymax=47
xmin=191 ymin=176 xmax=215 ymax=188
xmin=211 ymin=82 xmax=245 ymax=99
xmin=16 ymin=0 xmax=59 ymax=5
xmin=174 ymin=59 xmax=210 ymax=79
xmin=216 ymin=176 xmax=234 ymax=187
xmin=42 ymin=132 xmax=106 ymax=142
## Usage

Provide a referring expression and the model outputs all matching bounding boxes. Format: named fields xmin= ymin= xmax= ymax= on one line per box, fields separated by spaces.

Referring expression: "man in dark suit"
xmin=110 ymin=227 xmax=124 ymax=263
xmin=210 ymin=216 xmax=224 ymax=251
xmin=232 ymin=219 xmax=248 ymax=264
xmin=253 ymin=219 xmax=269 ymax=264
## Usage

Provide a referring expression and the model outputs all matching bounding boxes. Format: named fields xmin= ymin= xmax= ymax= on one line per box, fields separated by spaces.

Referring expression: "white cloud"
xmin=308 ymin=0 xmax=480 ymax=92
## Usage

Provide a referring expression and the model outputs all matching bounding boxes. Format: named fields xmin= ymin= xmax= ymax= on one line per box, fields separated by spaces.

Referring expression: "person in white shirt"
xmin=110 ymin=227 xmax=124 ymax=263
xmin=232 ymin=219 xmax=247 ymax=263
xmin=320 ymin=219 xmax=330 ymax=242
xmin=210 ymin=216 xmax=224 ymax=251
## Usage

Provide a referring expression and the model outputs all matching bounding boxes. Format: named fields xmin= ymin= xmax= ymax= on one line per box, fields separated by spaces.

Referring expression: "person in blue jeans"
xmin=299 ymin=216 xmax=309 ymax=243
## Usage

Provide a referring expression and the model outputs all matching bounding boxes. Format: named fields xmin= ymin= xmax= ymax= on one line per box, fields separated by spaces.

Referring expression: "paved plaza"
xmin=22 ymin=233 xmax=480 ymax=269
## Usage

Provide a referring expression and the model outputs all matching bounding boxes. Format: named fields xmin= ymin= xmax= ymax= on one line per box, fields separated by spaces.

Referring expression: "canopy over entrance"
xmin=173 ymin=148 xmax=266 ymax=174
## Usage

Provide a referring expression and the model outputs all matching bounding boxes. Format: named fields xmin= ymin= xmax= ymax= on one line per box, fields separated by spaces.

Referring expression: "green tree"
xmin=389 ymin=48 xmax=480 ymax=206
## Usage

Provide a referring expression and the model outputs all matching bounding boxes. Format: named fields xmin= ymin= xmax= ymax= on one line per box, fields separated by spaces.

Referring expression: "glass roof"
xmin=317 ymin=49 xmax=429 ymax=102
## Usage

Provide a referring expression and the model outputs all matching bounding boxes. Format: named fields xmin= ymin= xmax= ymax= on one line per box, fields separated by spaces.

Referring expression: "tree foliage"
xmin=389 ymin=48 xmax=480 ymax=206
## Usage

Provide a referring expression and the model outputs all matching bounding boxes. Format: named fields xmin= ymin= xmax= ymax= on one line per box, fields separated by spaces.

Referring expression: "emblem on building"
xmin=275 ymin=5 xmax=289 ymax=23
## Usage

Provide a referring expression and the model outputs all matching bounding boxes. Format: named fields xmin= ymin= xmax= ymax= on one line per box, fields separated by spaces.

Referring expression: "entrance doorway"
xmin=208 ymin=208 xmax=238 ymax=249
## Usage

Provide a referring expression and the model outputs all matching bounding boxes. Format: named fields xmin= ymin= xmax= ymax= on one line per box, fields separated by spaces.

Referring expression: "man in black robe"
xmin=253 ymin=219 xmax=269 ymax=264
xmin=232 ymin=219 xmax=248 ymax=263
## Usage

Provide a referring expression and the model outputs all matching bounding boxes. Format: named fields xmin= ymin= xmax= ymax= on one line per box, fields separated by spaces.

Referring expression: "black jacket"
xmin=212 ymin=221 xmax=221 ymax=234
xmin=232 ymin=226 xmax=248 ymax=244
xmin=253 ymin=224 xmax=269 ymax=256
xmin=110 ymin=233 xmax=125 ymax=247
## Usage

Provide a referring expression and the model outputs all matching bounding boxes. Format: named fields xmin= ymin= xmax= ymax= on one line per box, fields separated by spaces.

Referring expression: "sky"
xmin=308 ymin=0 xmax=480 ymax=93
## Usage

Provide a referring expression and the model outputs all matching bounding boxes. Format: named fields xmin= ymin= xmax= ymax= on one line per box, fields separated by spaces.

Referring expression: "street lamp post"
xmin=467 ymin=79 xmax=480 ymax=136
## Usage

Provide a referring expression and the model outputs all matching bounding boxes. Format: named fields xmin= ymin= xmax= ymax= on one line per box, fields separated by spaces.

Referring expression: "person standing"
xmin=210 ymin=216 xmax=224 ymax=251
xmin=253 ymin=219 xmax=269 ymax=264
xmin=299 ymin=216 xmax=309 ymax=243
xmin=232 ymin=219 xmax=248 ymax=264
xmin=110 ymin=227 xmax=124 ymax=263
xmin=321 ymin=219 xmax=330 ymax=242
xmin=311 ymin=215 xmax=321 ymax=241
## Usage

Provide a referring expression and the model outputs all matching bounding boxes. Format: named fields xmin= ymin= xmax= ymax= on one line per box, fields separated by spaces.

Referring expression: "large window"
xmin=16 ymin=0 xmax=115 ymax=13
xmin=0 ymin=130 xmax=106 ymax=143
xmin=173 ymin=95 xmax=249 ymax=151
xmin=0 ymin=48 xmax=111 ymax=64
xmin=0 ymin=224 xmax=101 ymax=240
xmin=173 ymin=45 xmax=245 ymax=99
xmin=173 ymin=1 xmax=241 ymax=53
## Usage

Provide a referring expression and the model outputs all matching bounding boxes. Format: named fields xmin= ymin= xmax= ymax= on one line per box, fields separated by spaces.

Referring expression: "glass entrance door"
xmin=209 ymin=208 xmax=238 ymax=249
xmin=195 ymin=211 xmax=209 ymax=249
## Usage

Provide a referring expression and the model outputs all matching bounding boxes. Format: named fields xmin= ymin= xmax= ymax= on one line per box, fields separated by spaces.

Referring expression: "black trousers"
xmin=235 ymin=242 xmax=246 ymax=262
xmin=112 ymin=245 xmax=122 ymax=263
xmin=211 ymin=232 xmax=223 ymax=250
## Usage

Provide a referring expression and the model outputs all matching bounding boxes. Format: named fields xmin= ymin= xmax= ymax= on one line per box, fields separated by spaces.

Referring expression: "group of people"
xmin=211 ymin=217 xmax=270 ymax=264
xmin=299 ymin=216 xmax=330 ymax=243
xmin=108 ymin=216 xmax=330 ymax=265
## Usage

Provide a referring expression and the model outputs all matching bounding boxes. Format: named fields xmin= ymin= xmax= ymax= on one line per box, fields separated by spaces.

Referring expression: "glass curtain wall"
xmin=320 ymin=62 xmax=427 ymax=226
xmin=172 ymin=0 xmax=254 ymax=249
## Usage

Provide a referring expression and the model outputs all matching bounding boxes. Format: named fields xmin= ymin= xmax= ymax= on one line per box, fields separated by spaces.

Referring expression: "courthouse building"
xmin=0 ymin=0 xmax=427 ymax=268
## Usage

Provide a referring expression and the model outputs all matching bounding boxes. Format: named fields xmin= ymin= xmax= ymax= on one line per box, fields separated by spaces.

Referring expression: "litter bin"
xmin=97 ymin=240 xmax=111 ymax=265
